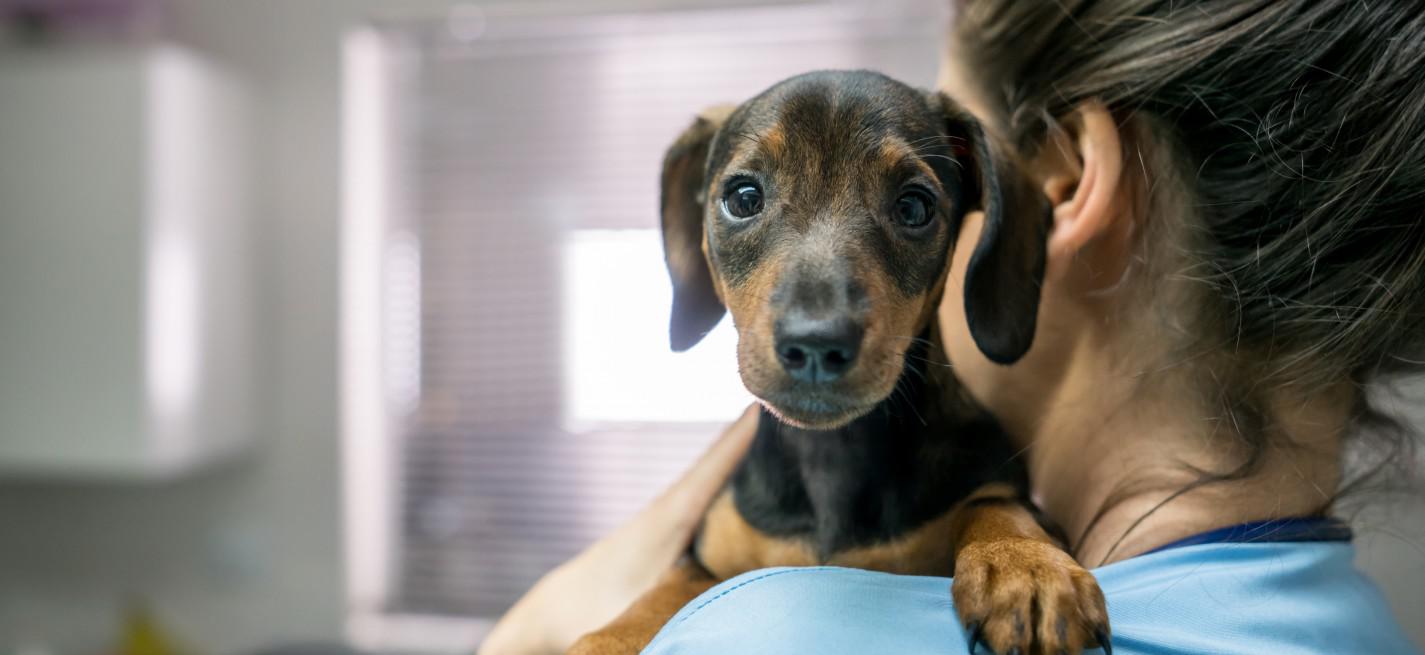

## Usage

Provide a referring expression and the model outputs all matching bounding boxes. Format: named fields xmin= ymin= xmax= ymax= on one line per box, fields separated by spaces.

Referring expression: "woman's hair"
xmin=949 ymin=0 xmax=1425 ymax=534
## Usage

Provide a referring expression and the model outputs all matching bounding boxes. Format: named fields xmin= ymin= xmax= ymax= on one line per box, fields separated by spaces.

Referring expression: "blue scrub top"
xmin=644 ymin=520 xmax=1419 ymax=654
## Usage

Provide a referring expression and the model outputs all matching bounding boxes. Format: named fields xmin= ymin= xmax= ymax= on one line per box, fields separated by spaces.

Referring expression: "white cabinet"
xmin=0 ymin=45 xmax=253 ymax=480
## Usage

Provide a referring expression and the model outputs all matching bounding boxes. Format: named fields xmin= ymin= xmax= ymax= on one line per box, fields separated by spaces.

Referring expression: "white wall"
xmin=0 ymin=1 xmax=385 ymax=651
xmin=0 ymin=1 xmax=1419 ymax=653
xmin=0 ymin=3 xmax=347 ymax=651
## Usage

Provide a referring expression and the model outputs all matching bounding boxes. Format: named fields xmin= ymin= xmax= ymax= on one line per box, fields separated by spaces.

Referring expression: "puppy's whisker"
xmin=886 ymin=372 xmax=929 ymax=427
xmin=905 ymin=353 xmax=955 ymax=370
xmin=906 ymin=135 xmax=951 ymax=147
xmin=914 ymin=154 xmax=964 ymax=170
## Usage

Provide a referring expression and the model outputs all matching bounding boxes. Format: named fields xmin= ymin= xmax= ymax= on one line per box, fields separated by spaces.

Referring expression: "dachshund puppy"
xmin=570 ymin=70 xmax=1109 ymax=655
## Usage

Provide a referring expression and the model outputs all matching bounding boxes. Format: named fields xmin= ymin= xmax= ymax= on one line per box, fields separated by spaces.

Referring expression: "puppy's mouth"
xmin=753 ymin=370 xmax=901 ymax=430
xmin=758 ymin=390 xmax=877 ymax=430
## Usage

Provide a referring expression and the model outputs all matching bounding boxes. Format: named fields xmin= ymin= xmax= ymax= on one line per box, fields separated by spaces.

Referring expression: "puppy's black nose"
xmin=774 ymin=316 xmax=864 ymax=384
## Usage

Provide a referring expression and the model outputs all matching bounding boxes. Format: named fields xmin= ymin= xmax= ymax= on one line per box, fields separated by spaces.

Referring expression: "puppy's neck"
xmin=730 ymin=330 xmax=1019 ymax=559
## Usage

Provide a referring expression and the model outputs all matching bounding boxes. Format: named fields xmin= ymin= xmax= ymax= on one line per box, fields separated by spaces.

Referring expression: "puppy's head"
xmin=662 ymin=70 xmax=1049 ymax=430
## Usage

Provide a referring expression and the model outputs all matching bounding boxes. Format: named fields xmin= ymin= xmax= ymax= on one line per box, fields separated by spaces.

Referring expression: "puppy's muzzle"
xmin=774 ymin=314 xmax=864 ymax=384
xmin=768 ymin=259 xmax=869 ymax=388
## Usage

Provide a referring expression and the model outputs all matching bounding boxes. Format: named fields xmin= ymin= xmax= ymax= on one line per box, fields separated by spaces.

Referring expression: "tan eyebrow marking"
xmin=759 ymin=123 xmax=787 ymax=158
xmin=879 ymin=136 xmax=938 ymax=180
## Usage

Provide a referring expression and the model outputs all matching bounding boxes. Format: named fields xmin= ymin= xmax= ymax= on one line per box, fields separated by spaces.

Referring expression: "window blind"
xmin=377 ymin=1 xmax=946 ymax=618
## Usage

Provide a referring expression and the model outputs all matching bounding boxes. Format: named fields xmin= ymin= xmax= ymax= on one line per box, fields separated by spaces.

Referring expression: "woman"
xmin=482 ymin=1 xmax=1424 ymax=653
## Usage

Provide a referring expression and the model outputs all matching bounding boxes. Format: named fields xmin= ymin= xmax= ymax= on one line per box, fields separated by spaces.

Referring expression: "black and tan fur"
xmin=570 ymin=71 xmax=1110 ymax=655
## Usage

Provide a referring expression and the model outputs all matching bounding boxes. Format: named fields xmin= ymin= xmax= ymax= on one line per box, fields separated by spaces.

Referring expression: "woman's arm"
xmin=478 ymin=405 xmax=759 ymax=655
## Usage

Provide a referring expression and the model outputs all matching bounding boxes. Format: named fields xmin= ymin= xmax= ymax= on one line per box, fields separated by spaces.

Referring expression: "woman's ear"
xmin=943 ymin=99 xmax=1053 ymax=365
xmin=661 ymin=107 xmax=732 ymax=352
xmin=1043 ymin=103 xmax=1126 ymax=266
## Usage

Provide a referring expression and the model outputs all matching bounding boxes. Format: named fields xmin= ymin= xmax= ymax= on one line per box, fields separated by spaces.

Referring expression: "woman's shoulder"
xmin=643 ymin=542 xmax=1418 ymax=654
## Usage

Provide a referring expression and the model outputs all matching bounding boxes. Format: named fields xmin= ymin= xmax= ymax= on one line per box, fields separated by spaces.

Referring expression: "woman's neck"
xmin=1021 ymin=343 xmax=1347 ymax=567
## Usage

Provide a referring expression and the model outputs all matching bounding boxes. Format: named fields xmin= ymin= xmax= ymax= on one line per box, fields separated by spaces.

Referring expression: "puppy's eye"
xmin=894 ymin=190 xmax=934 ymax=228
xmin=722 ymin=181 xmax=764 ymax=220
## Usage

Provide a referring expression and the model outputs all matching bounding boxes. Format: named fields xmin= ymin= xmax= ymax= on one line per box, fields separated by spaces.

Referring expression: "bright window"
xmin=562 ymin=229 xmax=747 ymax=425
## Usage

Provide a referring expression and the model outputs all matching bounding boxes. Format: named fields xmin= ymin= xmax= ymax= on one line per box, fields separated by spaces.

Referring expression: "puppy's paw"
xmin=952 ymin=538 xmax=1110 ymax=655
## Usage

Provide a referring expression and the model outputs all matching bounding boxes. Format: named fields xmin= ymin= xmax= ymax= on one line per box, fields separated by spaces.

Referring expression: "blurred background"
xmin=0 ymin=1 xmax=1420 ymax=654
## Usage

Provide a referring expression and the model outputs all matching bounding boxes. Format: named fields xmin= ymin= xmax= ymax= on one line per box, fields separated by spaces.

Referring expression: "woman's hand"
xmin=478 ymin=405 xmax=760 ymax=655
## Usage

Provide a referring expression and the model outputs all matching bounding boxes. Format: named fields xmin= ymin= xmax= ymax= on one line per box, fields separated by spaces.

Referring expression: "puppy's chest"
xmin=785 ymin=438 xmax=934 ymax=553
xmin=694 ymin=414 xmax=994 ymax=579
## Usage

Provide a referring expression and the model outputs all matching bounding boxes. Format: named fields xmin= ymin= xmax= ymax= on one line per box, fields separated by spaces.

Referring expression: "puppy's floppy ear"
xmin=661 ymin=107 xmax=732 ymax=352
xmin=943 ymin=99 xmax=1052 ymax=364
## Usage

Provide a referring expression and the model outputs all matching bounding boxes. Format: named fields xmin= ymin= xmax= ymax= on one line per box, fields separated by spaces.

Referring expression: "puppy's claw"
xmin=1096 ymin=628 xmax=1113 ymax=655
xmin=966 ymin=622 xmax=984 ymax=654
